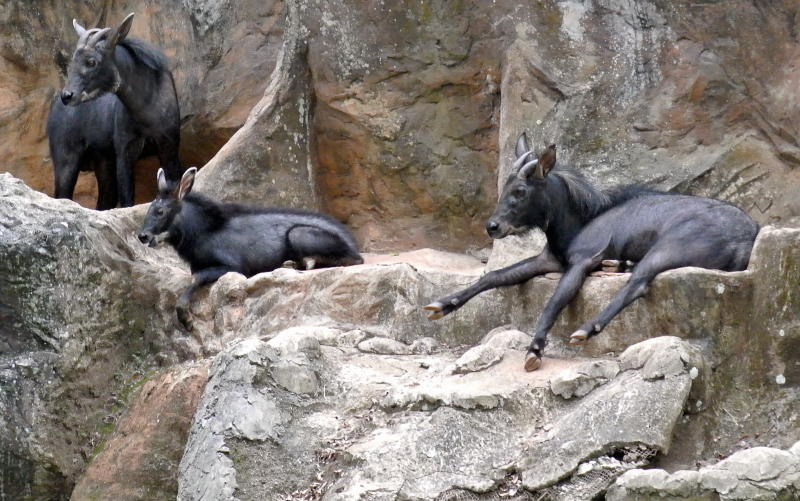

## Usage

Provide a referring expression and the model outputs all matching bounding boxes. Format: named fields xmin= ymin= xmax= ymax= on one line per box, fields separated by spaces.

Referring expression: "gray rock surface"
xmin=550 ymin=359 xmax=620 ymax=399
xmin=519 ymin=338 xmax=698 ymax=492
xmin=607 ymin=442 xmax=800 ymax=501
xmin=452 ymin=344 xmax=505 ymax=374
xmin=481 ymin=326 xmax=533 ymax=351
xmin=177 ymin=336 xmax=703 ymax=501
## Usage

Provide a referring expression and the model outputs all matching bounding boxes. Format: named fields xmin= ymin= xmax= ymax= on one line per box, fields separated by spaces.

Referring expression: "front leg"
xmin=525 ymin=255 xmax=600 ymax=371
xmin=176 ymin=266 xmax=232 ymax=330
xmin=424 ymin=246 xmax=563 ymax=320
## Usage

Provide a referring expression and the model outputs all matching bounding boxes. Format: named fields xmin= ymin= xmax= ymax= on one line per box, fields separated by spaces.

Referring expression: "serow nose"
xmin=137 ymin=233 xmax=149 ymax=244
xmin=486 ymin=220 xmax=500 ymax=235
xmin=60 ymin=90 xmax=74 ymax=105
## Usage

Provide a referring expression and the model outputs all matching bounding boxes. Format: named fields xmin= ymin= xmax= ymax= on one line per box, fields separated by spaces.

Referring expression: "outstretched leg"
xmin=569 ymin=241 xmax=698 ymax=344
xmin=525 ymin=253 xmax=603 ymax=371
xmin=424 ymin=246 xmax=563 ymax=320
xmin=177 ymin=266 xmax=232 ymax=330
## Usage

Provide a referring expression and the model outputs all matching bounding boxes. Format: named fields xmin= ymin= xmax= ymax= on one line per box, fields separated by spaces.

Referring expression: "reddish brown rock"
xmin=0 ymin=0 xmax=284 ymax=208
xmin=70 ymin=362 xmax=210 ymax=501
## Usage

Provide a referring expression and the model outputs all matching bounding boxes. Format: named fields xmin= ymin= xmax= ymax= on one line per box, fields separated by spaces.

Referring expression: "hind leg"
xmin=116 ymin=137 xmax=144 ymax=207
xmin=287 ymin=226 xmax=363 ymax=269
xmin=569 ymin=241 xmax=697 ymax=344
xmin=95 ymin=157 xmax=118 ymax=210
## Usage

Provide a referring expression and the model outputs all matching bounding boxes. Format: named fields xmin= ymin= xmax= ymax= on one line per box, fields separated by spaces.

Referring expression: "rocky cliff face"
xmin=2 ymin=0 xmax=799 ymax=250
xmin=2 ymin=0 xmax=800 ymax=500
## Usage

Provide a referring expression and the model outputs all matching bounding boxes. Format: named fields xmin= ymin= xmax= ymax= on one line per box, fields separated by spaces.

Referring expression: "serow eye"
xmin=86 ymin=59 xmax=97 ymax=67
xmin=156 ymin=208 xmax=165 ymax=216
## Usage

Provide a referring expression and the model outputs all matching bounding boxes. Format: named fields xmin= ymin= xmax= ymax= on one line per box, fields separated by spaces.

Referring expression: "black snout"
xmin=137 ymin=233 xmax=150 ymax=244
xmin=60 ymin=90 xmax=74 ymax=105
xmin=486 ymin=220 xmax=500 ymax=236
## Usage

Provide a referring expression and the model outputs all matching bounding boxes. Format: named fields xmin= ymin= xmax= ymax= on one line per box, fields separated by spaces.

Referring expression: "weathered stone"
xmin=1 ymin=174 xmax=799 ymax=500
xmin=193 ymin=0 xmax=315 ymax=210
xmin=357 ymin=336 xmax=411 ymax=355
xmin=70 ymin=362 xmax=210 ymax=501
xmin=608 ymin=442 xmax=800 ymax=501
xmin=550 ymin=359 xmax=620 ymax=399
xmin=410 ymin=336 xmax=440 ymax=355
xmin=451 ymin=344 xmax=504 ymax=374
xmin=619 ymin=336 xmax=705 ymax=381
xmin=0 ymin=173 xmax=197 ymax=499
xmin=177 ymin=336 xmax=705 ymax=501
xmin=9 ymin=0 xmax=800 ymax=251
xmin=519 ymin=344 xmax=695 ymax=490
xmin=481 ymin=326 xmax=533 ymax=351
xmin=336 ymin=329 xmax=370 ymax=347
xmin=266 ymin=327 xmax=323 ymax=356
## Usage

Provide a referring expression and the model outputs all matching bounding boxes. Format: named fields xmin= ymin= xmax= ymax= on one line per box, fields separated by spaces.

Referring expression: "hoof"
xmin=423 ymin=302 xmax=445 ymax=320
xmin=524 ymin=353 xmax=542 ymax=372
xmin=569 ymin=329 xmax=589 ymax=345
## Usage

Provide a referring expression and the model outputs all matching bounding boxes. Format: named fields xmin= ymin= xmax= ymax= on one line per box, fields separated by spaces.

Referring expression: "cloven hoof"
xmin=569 ymin=329 xmax=589 ymax=344
xmin=423 ymin=302 xmax=445 ymax=320
xmin=524 ymin=352 xmax=542 ymax=372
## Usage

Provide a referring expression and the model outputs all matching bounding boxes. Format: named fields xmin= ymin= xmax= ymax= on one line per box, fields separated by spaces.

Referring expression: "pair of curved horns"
xmin=73 ymin=13 xmax=134 ymax=48
xmin=514 ymin=133 xmax=556 ymax=180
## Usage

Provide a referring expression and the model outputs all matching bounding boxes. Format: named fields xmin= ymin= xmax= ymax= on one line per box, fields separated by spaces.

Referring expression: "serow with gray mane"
xmin=58 ymin=12 xmax=182 ymax=206
xmin=425 ymin=133 xmax=759 ymax=372
xmin=138 ymin=168 xmax=364 ymax=329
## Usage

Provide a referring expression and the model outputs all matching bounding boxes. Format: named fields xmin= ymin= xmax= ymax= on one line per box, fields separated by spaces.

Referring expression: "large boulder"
xmin=176 ymin=334 xmax=703 ymax=501
xmin=69 ymin=362 xmax=210 ymax=501
xmin=0 ymin=173 xmax=196 ymax=499
xmin=607 ymin=442 xmax=800 ymax=501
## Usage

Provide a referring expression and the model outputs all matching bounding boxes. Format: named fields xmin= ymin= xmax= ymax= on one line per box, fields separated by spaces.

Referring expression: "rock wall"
xmin=2 ymin=0 xmax=800 ymax=500
xmin=0 ymin=0 xmax=284 ymax=208
xmin=2 ymin=0 xmax=799 ymax=250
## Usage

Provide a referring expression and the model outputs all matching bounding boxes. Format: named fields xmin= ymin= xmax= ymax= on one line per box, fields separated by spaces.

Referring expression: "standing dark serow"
xmin=424 ymin=133 xmax=759 ymax=372
xmin=138 ymin=168 xmax=365 ymax=329
xmin=55 ymin=12 xmax=181 ymax=207
xmin=47 ymin=93 xmax=145 ymax=210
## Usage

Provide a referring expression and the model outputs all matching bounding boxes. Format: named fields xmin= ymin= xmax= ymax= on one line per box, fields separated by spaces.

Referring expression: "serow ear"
xmin=156 ymin=168 xmax=169 ymax=192
xmin=108 ymin=12 xmax=134 ymax=47
xmin=73 ymin=19 xmax=88 ymax=38
xmin=515 ymin=132 xmax=531 ymax=159
xmin=535 ymin=144 xmax=556 ymax=178
xmin=177 ymin=167 xmax=197 ymax=201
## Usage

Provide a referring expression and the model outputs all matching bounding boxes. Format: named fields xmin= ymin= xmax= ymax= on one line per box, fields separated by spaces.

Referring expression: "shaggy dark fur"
xmin=425 ymin=133 xmax=759 ymax=370
xmin=139 ymin=168 xmax=364 ymax=329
